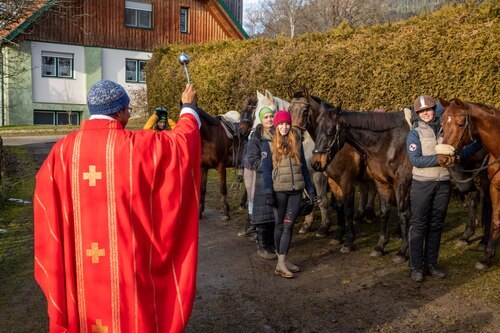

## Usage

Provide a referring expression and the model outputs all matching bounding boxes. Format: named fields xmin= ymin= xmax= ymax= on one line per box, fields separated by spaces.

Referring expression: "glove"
xmin=435 ymin=144 xmax=455 ymax=156
xmin=265 ymin=193 xmax=275 ymax=207
xmin=313 ymin=195 xmax=322 ymax=204
xmin=438 ymin=154 xmax=457 ymax=168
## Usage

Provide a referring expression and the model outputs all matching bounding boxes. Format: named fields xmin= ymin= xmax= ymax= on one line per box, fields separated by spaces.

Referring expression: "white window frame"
xmin=125 ymin=1 xmax=152 ymax=29
xmin=41 ymin=52 xmax=74 ymax=78
xmin=125 ymin=59 xmax=147 ymax=83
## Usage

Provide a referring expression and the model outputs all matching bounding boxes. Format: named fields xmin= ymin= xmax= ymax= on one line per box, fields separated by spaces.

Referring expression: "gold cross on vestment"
xmin=83 ymin=165 xmax=102 ymax=186
xmin=86 ymin=243 xmax=105 ymax=264
xmin=92 ymin=319 xmax=108 ymax=333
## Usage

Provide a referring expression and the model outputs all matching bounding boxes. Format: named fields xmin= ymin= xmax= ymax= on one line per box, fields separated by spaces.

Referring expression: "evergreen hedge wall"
xmin=147 ymin=2 xmax=498 ymax=118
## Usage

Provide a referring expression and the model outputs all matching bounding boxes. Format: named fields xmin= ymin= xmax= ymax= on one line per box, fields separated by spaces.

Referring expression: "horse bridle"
xmin=312 ymin=122 xmax=341 ymax=158
xmin=444 ymin=104 xmax=474 ymax=151
xmin=289 ymin=100 xmax=312 ymax=132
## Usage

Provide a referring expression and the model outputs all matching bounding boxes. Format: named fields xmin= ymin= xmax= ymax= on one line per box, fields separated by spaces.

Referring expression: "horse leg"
xmin=476 ymin=182 xmax=499 ymax=269
xmin=371 ymin=187 xmax=391 ymax=257
xmin=327 ymin=179 xmax=345 ymax=244
xmin=315 ymin=173 xmax=331 ymax=237
xmin=239 ymin=190 xmax=248 ymax=210
xmin=479 ymin=177 xmax=492 ymax=250
xmin=340 ymin=181 xmax=356 ymax=253
xmin=457 ymin=190 xmax=479 ymax=247
xmin=394 ymin=184 xmax=411 ymax=264
xmin=365 ymin=182 xmax=378 ymax=223
xmin=217 ymin=164 xmax=230 ymax=221
xmin=199 ymin=168 xmax=208 ymax=219
xmin=354 ymin=182 xmax=368 ymax=225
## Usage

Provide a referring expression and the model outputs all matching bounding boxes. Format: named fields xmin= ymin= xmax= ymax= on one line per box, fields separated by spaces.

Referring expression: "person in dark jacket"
xmin=245 ymin=107 xmax=277 ymax=259
xmin=264 ymin=110 xmax=317 ymax=278
xmin=406 ymin=95 xmax=455 ymax=282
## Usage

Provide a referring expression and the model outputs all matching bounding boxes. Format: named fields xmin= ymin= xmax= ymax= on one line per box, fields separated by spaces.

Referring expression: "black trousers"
xmin=274 ymin=191 xmax=302 ymax=255
xmin=409 ymin=180 xmax=451 ymax=271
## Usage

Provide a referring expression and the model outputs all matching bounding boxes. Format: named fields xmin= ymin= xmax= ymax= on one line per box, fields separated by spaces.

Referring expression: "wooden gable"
xmin=6 ymin=0 xmax=247 ymax=51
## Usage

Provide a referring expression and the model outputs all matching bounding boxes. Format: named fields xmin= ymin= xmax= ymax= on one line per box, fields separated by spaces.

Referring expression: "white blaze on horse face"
xmin=448 ymin=116 xmax=451 ymax=123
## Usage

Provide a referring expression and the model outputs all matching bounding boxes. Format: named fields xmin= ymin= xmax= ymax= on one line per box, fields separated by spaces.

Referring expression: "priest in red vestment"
xmin=34 ymin=80 xmax=202 ymax=333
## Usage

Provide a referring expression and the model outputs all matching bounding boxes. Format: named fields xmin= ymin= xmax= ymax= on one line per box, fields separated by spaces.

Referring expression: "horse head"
xmin=288 ymin=88 xmax=311 ymax=130
xmin=239 ymin=96 xmax=257 ymax=138
xmin=440 ymin=98 xmax=473 ymax=153
xmin=254 ymin=90 xmax=290 ymax=128
xmin=311 ymin=101 xmax=344 ymax=172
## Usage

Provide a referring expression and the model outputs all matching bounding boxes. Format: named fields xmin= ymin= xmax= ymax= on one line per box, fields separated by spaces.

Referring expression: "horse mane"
xmin=450 ymin=98 xmax=498 ymax=116
xmin=341 ymin=110 xmax=408 ymax=132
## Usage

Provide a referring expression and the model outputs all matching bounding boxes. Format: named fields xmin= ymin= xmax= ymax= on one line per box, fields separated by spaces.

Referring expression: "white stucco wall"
xmin=31 ymin=42 xmax=86 ymax=104
xmin=101 ymin=48 xmax=151 ymax=93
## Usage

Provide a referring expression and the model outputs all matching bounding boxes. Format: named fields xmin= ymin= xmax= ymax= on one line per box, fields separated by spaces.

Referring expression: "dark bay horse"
xmin=288 ymin=89 xmax=377 ymax=248
xmin=440 ymin=98 xmax=499 ymax=269
xmin=311 ymin=103 xmax=412 ymax=263
xmin=199 ymin=98 xmax=256 ymax=220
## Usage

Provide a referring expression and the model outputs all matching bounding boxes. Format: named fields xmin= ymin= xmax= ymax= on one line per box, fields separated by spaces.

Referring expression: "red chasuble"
xmin=34 ymin=113 xmax=200 ymax=333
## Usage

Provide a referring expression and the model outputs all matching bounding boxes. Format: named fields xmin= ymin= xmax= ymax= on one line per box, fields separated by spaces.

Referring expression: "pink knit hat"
xmin=273 ymin=110 xmax=292 ymax=128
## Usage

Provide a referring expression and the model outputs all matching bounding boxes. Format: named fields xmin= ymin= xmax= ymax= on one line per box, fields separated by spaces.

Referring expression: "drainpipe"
xmin=0 ymin=46 xmax=4 ymax=126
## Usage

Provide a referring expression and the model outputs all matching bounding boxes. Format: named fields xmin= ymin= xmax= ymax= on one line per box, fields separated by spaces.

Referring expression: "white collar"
xmin=89 ymin=114 xmax=115 ymax=120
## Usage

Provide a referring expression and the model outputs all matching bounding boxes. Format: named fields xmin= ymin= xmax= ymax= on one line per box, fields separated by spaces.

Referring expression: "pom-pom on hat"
xmin=273 ymin=110 xmax=292 ymax=128
xmin=258 ymin=107 xmax=274 ymax=123
xmin=87 ymin=80 xmax=130 ymax=115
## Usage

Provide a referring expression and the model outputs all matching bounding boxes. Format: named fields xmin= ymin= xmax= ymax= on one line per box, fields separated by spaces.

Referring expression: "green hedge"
xmin=147 ymin=1 xmax=499 ymax=118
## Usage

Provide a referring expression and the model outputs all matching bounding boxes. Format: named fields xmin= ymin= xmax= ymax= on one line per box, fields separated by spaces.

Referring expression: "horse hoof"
xmin=298 ymin=225 xmax=311 ymax=234
xmin=393 ymin=255 xmax=406 ymax=264
xmin=455 ymin=240 xmax=469 ymax=249
xmin=370 ymin=250 xmax=384 ymax=257
xmin=315 ymin=226 xmax=329 ymax=238
xmin=238 ymin=205 xmax=244 ymax=211
xmin=475 ymin=261 xmax=489 ymax=270
xmin=340 ymin=245 xmax=352 ymax=254
xmin=222 ymin=216 xmax=230 ymax=222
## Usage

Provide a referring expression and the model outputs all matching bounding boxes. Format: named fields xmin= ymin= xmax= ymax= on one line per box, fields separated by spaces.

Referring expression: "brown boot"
xmin=275 ymin=254 xmax=294 ymax=278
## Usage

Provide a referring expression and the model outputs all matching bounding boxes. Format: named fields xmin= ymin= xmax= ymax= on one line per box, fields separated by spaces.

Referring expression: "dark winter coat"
xmin=245 ymin=124 xmax=275 ymax=225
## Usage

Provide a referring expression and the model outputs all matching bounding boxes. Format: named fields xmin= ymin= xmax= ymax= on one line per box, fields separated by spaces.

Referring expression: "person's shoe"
xmin=275 ymin=263 xmax=294 ymax=278
xmin=257 ymin=249 xmax=276 ymax=260
xmin=410 ymin=269 xmax=424 ymax=282
xmin=285 ymin=260 xmax=300 ymax=273
xmin=237 ymin=226 xmax=254 ymax=237
xmin=425 ymin=264 xmax=446 ymax=279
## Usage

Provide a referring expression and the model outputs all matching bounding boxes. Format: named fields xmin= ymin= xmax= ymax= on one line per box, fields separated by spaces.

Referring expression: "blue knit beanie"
xmin=87 ymin=80 xmax=130 ymax=115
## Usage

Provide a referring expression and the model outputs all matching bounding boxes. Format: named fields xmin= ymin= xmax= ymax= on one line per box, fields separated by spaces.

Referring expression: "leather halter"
xmin=312 ymin=110 xmax=342 ymax=157
xmin=289 ymin=100 xmax=312 ymax=133
xmin=445 ymin=104 xmax=474 ymax=151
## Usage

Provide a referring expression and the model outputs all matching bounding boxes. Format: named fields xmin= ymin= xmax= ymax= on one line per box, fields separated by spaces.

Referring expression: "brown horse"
xmin=311 ymin=103 xmax=412 ymax=263
xmin=199 ymin=97 xmax=256 ymax=220
xmin=439 ymin=98 xmax=499 ymax=269
xmin=288 ymin=89 xmax=377 ymax=250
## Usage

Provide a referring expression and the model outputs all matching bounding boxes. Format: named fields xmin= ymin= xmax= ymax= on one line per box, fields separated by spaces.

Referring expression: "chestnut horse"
xmin=439 ymin=98 xmax=499 ymax=269
xmin=199 ymin=98 xmax=256 ymax=220
xmin=288 ymin=89 xmax=377 ymax=248
xmin=312 ymin=103 xmax=412 ymax=263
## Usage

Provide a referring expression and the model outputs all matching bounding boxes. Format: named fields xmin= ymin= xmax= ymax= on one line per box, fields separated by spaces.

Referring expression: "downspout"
xmin=1 ymin=46 xmax=4 ymax=126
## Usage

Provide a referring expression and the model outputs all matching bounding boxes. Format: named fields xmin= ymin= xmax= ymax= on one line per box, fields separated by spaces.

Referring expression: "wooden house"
xmin=0 ymin=0 xmax=246 ymax=126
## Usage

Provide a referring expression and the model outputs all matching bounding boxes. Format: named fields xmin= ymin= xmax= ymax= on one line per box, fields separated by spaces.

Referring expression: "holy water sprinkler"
xmin=178 ymin=52 xmax=191 ymax=84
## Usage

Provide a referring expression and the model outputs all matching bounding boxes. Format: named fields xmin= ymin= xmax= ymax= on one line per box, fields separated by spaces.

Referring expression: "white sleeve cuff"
xmin=180 ymin=107 xmax=201 ymax=128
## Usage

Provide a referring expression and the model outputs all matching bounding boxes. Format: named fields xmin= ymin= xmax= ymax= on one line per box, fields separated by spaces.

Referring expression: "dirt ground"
xmin=2 ymin=141 xmax=499 ymax=333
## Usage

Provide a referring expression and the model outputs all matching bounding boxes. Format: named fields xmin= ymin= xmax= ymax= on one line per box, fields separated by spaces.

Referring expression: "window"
xmin=126 ymin=59 xmax=147 ymax=83
xmin=42 ymin=52 xmax=74 ymax=78
xmin=34 ymin=110 xmax=80 ymax=125
xmin=180 ymin=7 xmax=189 ymax=33
xmin=125 ymin=1 xmax=152 ymax=28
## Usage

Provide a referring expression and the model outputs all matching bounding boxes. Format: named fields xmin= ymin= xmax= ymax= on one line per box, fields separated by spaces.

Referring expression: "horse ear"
xmin=453 ymin=98 xmax=465 ymax=108
xmin=288 ymin=86 xmax=295 ymax=99
xmin=336 ymin=102 xmax=343 ymax=113
xmin=439 ymin=98 xmax=450 ymax=108
xmin=256 ymin=90 xmax=263 ymax=99
xmin=303 ymin=87 xmax=309 ymax=98
xmin=265 ymin=90 xmax=274 ymax=103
